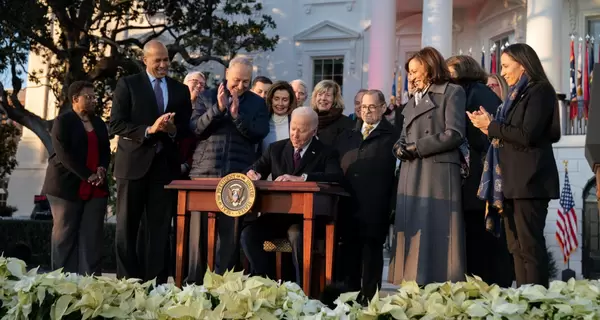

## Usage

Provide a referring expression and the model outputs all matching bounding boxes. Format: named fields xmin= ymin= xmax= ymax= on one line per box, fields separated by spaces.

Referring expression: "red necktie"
xmin=293 ymin=149 xmax=302 ymax=168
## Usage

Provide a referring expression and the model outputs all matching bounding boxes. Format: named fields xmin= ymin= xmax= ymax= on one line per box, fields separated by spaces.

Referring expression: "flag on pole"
xmin=490 ymin=51 xmax=497 ymax=74
xmin=401 ymin=73 xmax=409 ymax=104
xmin=584 ymin=36 xmax=590 ymax=119
xmin=555 ymin=168 xmax=579 ymax=263
xmin=590 ymin=37 xmax=595 ymax=83
xmin=569 ymin=36 xmax=578 ymax=119
xmin=392 ymin=71 xmax=397 ymax=99
xmin=481 ymin=49 xmax=485 ymax=68
xmin=577 ymin=38 xmax=584 ymax=119
xmin=588 ymin=37 xmax=595 ymax=119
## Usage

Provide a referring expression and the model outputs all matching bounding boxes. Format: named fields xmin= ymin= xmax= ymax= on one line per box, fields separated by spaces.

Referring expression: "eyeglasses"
xmin=360 ymin=104 xmax=384 ymax=111
xmin=188 ymin=79 xmax=205 ymax=87
xmin=487 ymin=83 xmax=499 ymax=89
xmin=80 ymin=94 xmax=97 ymax=100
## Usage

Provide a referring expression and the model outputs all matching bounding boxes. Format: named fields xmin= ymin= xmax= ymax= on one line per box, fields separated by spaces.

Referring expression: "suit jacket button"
xmin=425 ymin=130 xmax=429 ymax=134
xmin=427 ymin=115 xmax=432 ymax=119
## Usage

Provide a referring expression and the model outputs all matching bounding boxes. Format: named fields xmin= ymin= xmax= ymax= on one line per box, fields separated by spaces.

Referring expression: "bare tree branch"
xmin=87 ymin=56 xmax=144 ymax=81
xmin=77 ymin=0 xmax=97 ymax=31
xmin=0 ymin=83 xmax=53 ymax=154
xmin=113 ymin=24 xmax=168 ymax=35
xmin=2 ymin=23 xmax=64 ymax=58
xmin=168 ymin=43 xmax=226 ymax=67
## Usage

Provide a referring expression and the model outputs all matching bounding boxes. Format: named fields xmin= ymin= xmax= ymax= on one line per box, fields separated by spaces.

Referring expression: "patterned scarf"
xmin=477 ymin=74 xmax=529 ymax=237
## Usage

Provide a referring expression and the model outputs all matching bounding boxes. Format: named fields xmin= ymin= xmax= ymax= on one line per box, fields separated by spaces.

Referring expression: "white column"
xmin=421 ymin=0 xmax=453 ymax=58
xmin=526 ymin=0 xmax=562 ymax=91
xmin=368 ymin=0 xmax=396 ymax=102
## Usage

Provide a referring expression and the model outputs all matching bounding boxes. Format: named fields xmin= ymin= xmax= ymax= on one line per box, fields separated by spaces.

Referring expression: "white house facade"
xmin=10 ymin=0 xmax=600 ymax=279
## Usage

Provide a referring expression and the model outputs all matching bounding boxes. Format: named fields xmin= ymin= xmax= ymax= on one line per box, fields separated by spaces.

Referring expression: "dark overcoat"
xmin=388 ymin=82 xmax=467 ymax=285
xmin=336 ymin=118 xmax=399 ymax=240
xmin=459 ymin=82 xmax=502 ymax=211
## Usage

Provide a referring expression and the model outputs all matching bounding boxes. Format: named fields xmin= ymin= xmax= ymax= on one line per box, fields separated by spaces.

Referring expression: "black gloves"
xmin=404 ymin=143 xmax=419 ymax=159
xmin=393 ymin=141 xmax=419 ymax=161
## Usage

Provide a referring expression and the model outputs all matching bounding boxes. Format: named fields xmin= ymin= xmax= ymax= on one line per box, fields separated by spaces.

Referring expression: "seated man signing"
xmin=243 ymin=106 xmax=343 ymax=284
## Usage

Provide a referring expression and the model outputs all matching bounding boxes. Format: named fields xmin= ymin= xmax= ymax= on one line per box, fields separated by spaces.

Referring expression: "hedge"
xmin=2 ymin=256 xmax=600 ymax=319
xmin=0 ymin=219 xmax=117 ymax=272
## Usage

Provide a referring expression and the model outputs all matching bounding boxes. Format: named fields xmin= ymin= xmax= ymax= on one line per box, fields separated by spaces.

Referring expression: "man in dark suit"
xmin=109 ymin=40 xmax=192 ymax=283
xmin=187 ymin=56 xmax=269 ymax=282
xmin=336 ymin=90 xmax=398 ymax=301
xmin=242 ymin=106 xmax=343 ymax=284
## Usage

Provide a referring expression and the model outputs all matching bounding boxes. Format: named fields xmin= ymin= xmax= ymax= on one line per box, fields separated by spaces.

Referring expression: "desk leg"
xmin=302 ymin=193 xmax=314 ymax=296
xmin=207 ymin=212 xmax=217 ymax=272
xmin=325 ymin=222 xmax=335 ymax=285
xmin=175 ymin=191 xmax=189 ymax=288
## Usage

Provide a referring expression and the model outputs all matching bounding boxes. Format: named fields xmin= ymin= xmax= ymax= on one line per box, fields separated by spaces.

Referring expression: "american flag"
xmin=555 ymin=170 xmax=579 ymax=263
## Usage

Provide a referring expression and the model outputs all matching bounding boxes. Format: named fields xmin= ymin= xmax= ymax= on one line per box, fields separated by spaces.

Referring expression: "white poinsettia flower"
xmin=5 ymin=257 xmax=600 ymax=318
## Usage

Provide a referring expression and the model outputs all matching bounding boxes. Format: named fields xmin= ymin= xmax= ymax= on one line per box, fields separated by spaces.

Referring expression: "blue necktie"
xmin=153 ymin=78 xmax=164 ymax=153
xmin=154 ymin=78 xmax=164 ymax=114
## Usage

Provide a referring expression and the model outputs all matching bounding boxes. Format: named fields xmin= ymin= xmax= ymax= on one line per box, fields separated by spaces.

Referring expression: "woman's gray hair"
xmin=183 ymin=71 xmax=206 ymax=83
xmin=291 ymin=106 xmax=319 ymax=129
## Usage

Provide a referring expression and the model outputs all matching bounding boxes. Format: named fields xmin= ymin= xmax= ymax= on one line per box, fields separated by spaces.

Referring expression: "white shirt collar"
xmin=362 ymin=121 xmax=380 ymax=135
xmin=146 ymin=71 xmax=164 ymax=84
xmin=295 ymin=138 xmax=312 ymax=158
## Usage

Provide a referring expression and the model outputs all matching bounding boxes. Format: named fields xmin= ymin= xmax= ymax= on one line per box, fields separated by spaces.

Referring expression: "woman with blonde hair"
xmin=487 ymin=73 xmax=509 ymax=102
xmin=310 ymin=80 xmax=354 ymax=146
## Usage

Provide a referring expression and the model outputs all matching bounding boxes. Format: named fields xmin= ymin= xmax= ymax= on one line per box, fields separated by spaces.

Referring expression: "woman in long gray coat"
xmin=388 ymin=47 xmax=467 ymax=285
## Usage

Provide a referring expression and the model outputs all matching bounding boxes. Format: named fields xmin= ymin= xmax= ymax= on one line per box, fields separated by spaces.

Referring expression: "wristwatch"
xmin=301 ymin=173 xmax=308 ymax=181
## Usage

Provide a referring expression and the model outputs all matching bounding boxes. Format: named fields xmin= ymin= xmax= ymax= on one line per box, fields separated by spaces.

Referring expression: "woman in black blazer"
xmin=468 ymin=43 xmax=560 ymax=287
xmin=42 ymin=81 xmax=111 ymax=275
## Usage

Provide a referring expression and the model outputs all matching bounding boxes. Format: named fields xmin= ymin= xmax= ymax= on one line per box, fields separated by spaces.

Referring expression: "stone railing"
xmin=558 ymin=93 xmax=588 ymax=136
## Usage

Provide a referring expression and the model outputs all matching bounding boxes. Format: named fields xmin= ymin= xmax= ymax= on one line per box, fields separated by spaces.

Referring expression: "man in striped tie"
xmin=335 ymin=90 xmax=399 ymax=302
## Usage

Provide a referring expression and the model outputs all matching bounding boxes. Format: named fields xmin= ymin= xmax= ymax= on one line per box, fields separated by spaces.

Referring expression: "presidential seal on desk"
xmin=215 ymin=173 xmax=256 ymax=217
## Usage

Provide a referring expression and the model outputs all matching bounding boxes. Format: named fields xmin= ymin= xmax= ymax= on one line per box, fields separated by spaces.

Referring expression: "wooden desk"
xmin=165 ymin=179 xmax=346 ymax=296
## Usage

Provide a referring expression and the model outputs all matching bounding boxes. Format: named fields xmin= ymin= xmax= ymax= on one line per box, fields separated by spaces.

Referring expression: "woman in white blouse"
xmin=259 ymin=81 xmax=299 ymax=154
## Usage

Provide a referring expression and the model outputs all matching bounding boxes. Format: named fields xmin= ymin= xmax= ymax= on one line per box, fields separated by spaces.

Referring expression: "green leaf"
xmin=52 ymin=295 xmax=73 ymax=320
